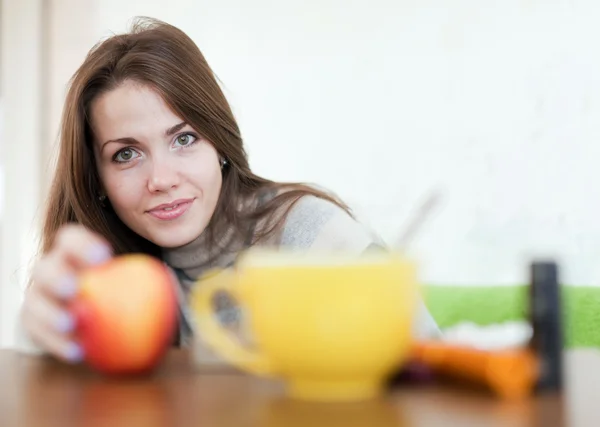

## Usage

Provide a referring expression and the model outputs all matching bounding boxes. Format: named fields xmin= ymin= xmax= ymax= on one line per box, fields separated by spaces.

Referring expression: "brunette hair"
xmin=40 ymin=17 xmax=350 ymax=258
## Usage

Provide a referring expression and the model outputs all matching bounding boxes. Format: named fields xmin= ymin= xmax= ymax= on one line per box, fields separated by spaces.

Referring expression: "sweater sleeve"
xmin=278 ymin=195 xmax=383 ymax=253
xmin=279 ymin=196 xmax=441 ymax=339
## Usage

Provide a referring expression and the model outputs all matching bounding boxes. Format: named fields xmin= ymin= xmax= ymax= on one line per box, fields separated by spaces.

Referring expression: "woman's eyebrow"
xmin=165 ymin=121 xmax=187 ymax=136
xmin=100 ymin=136 xmax=139 ymax=153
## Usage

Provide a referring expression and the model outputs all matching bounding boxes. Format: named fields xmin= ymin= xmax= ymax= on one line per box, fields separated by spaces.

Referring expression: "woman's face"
xmin=90 ymin=80 xmax=222 ymax=248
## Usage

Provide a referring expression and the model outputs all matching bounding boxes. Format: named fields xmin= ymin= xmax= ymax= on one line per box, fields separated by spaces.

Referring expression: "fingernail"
xmin=55 ymin=311 xmax=75 ymax=333
xmin=57 ymin=275 xmax=78 ymax=298
xmin=65 ymin=342 xmax=84 ymax=363
xmin=87 ymin=244 xmax=112 ymax=265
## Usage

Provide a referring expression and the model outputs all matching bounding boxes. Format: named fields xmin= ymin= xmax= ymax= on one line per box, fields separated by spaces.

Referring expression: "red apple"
xmin=69 ymin=254 xmax=178 ymax=375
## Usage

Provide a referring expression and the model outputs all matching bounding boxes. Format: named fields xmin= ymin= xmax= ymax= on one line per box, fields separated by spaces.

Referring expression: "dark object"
xmin=388 ymin=361 xmax=436 ymax=386
xmin=529 ymin=261 xmax=563 ymax=392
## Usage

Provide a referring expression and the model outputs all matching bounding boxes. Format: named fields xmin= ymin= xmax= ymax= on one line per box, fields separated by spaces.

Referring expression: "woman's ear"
xmin=97 ymin=181 xmax=108 ymax=207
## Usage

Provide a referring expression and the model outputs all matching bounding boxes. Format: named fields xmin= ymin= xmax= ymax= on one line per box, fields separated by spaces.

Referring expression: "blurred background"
xmin=2 ymin=0 xmax=600 ymax=347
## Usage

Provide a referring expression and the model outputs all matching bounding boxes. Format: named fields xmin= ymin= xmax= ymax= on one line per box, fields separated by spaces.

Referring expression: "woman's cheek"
xmin=105 ymin=174 xmax=144 ymax=212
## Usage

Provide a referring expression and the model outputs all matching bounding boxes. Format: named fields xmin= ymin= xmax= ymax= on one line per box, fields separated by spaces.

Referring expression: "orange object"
xmin=411 ymin=341 xmax=540 ymax=399
xmin=70 ymin=254 xmax=178 ymax=375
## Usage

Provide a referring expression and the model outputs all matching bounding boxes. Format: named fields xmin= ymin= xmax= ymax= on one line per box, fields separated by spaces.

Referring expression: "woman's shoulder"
xmin=277 ymin=194 xmax=387 ymax=253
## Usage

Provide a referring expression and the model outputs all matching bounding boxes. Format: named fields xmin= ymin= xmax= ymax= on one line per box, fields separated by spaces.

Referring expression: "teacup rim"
xmin=236 ymin=248 xmax=414 ymax=268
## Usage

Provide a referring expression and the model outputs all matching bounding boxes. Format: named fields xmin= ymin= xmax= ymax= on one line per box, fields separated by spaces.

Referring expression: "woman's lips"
xmin=146 ymin=199 xmax=193 ymax=221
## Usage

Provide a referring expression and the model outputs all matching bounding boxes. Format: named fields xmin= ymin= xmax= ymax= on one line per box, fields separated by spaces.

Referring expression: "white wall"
xmin=3 ymin=0 xmax=600 ymax=345
xmin=0 ymin=0 xmax=45 ymax=347
xmin=90 ymin=0 xmax=600 ymax=286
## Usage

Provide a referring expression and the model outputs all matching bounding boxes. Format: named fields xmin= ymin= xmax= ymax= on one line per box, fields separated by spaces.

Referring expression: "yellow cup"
xmin=190 ymin=249 xmax=419 ymax=401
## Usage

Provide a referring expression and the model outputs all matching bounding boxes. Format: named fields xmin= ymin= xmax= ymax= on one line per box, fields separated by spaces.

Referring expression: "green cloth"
xmin=423 ymin=285 xmax=600 ymax=348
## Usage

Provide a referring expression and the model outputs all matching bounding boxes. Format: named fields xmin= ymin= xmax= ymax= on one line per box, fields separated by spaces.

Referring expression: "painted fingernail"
xmin=55 ymin=311 xmax=75 ymax=333
xmin=87 ymin=244 xmax=112 ymax=265
xmin=65 ymin=342 xmax=84 ymax=363
xmin=57 ymin=275 xmax=78 ymax=298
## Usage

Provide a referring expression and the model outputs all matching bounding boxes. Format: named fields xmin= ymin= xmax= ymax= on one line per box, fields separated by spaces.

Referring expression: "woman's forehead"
xmin=90 ymin=81 xmax=185 ymax=143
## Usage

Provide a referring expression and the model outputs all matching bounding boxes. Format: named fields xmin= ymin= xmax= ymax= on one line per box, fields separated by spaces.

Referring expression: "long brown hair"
xmin=41 ymin=17 xmax=351 ymax=258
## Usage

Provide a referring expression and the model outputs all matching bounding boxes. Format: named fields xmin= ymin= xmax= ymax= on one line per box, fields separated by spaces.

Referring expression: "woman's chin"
xmin=148 ymin=230 xmax=202 ymax=249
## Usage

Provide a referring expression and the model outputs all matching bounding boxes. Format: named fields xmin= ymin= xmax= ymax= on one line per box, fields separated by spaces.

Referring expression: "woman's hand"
xmin=21 ymin=224 xmax=113 ymax=362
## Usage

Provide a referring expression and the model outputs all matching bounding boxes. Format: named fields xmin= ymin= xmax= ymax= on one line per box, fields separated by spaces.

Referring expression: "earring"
xmin=220 ymin=158 xmax=228 ymax=169
xmin=98 ymin=195 xmax=107 ymax=207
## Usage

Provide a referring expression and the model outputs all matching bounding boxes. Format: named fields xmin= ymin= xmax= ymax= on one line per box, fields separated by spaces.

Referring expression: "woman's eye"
xmin=113 ymin=148 xmax=139 ymax=163
xmin=174 ymin=133 xmax=197 ymax=147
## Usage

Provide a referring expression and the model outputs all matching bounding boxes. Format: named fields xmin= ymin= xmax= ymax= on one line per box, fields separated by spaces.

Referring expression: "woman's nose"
xmin=147 ymin=158 xmax=180 ymax=193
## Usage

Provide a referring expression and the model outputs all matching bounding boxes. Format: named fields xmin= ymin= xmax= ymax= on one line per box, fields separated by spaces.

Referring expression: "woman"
xmin=18 ymin=18 xmax=439 ymax=363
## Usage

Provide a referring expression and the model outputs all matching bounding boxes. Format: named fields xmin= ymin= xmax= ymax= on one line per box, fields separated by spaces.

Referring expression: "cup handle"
xmin=191 ymin=268 xmax=274 ymax=376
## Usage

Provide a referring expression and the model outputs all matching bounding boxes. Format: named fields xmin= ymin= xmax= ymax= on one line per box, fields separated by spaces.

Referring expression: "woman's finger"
xmin=31 ymin=253 xmax=78 ymax=301
xmin=52 ymin=224 xmax=112 ymax=269
xmin=21 ymin=289 xmax=83 ymax=363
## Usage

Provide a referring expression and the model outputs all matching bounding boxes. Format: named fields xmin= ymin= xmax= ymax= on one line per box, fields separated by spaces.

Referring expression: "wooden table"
xmin=0 ymin=349 xmax=598 ymax=427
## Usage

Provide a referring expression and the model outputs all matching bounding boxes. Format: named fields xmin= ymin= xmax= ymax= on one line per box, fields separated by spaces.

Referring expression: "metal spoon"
xmin=393 ymin=190 xmax=443 ymax=250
